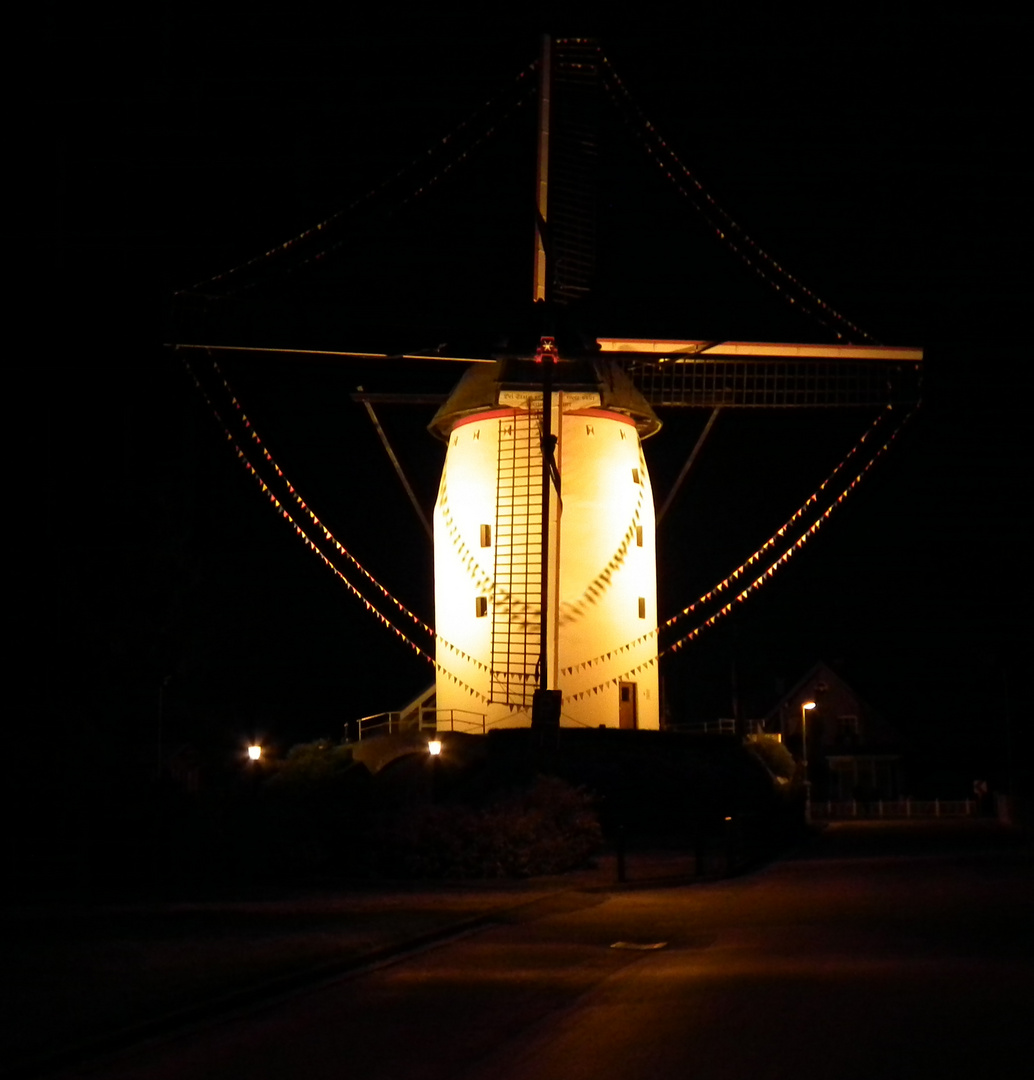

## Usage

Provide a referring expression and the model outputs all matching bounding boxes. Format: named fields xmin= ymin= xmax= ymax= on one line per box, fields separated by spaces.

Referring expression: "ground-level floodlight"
xmin=428 ymin=739 xmax=442 ymax=756
xmin=248 ymin=744 xmax=262 ymax=761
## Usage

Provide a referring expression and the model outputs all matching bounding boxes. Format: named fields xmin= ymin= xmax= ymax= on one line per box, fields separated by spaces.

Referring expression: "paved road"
xmin=59 ymin=823 xmax=1033 ymax=1080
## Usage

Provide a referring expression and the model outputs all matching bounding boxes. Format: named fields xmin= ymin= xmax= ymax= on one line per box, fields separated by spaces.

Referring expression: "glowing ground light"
xmin=428 ymin=739 xmax=442 ymax=756
xmin=248 ymin=744 xmax=262 ymax=761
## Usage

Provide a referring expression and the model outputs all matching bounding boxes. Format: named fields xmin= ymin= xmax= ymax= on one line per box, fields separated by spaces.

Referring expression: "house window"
xmin=475 ymin=596 xmax=488 ymax=618
xmin=838 ymin=715 xmax=860 ymax=741
xmin=638 ymin=597 xmax=646 ymax=619
xmin=480 ymin=524 xmax=492 ymax=547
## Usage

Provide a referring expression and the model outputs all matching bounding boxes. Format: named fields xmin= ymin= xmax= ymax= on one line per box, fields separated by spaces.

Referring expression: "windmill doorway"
xmin=618 ymin=682 xmax=638 ymax=729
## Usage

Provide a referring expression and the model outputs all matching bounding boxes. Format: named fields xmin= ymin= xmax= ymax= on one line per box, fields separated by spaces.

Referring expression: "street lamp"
xmin=801 ymin=701 xmax=816 ymax=822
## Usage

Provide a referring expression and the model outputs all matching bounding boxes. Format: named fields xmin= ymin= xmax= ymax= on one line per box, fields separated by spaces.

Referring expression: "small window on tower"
xmin=636 ymin=525 xmax=643 ymax=547
xmin=638 ymin=597 xmax=646 ymax=619
xmin=480 ymin=524 xmax=492 ymax=547
xmin=631 ymin=468 xmax=641 ymax=484
xmin=475 ymin=596 xmax=488 ymax=618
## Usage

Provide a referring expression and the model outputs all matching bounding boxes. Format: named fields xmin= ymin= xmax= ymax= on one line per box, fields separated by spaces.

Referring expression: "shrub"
xmin=377 ymin=775 xmax=602 ymax=878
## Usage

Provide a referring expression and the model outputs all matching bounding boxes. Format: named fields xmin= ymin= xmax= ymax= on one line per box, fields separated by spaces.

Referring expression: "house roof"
xmin=764 ymin=660 xmax=899 ymax=749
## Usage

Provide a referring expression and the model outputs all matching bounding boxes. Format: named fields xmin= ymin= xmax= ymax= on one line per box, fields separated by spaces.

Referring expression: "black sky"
xmin=44 ymin=12 xmax=1029 ymax=789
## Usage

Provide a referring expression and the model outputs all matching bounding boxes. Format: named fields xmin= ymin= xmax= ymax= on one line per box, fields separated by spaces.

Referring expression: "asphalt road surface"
xmin=59 ymin=823 xmax=1032 ymax=1080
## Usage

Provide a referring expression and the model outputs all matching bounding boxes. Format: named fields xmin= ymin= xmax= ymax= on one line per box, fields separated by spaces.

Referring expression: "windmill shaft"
xmin=533 ymin=34 xmax=551 ymax=303
xmin=538 ymin=354 xmax=554 ymax=690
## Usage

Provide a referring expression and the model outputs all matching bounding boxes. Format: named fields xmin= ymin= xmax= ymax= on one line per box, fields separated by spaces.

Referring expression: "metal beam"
xmin=656 ymin=407 xmax=721 ymax=526
xmin=169 ymin=343 xmax=492 ymax=364
xmin=350 ymin=392 xmax=446 ymax=405
xmin=356 ymin=386 xmax=433 ymax=540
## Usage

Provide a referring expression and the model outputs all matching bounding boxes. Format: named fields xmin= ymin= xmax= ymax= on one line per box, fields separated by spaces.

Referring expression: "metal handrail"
xmin=419 ymin=707 xmax=487 ymax=734
xmin=349 ymin=707 xmax=489 ymax=742
xmin=354 ymin=711 xmax=401 ymax=741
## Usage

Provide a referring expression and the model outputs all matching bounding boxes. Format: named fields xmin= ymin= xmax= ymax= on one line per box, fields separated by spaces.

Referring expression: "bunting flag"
xmin=185 ymin=356 xmax=435 ymax=651
xmin=175 ymin=65 xmax=538 ymax=302
xmin=658 ymin=405 xmax=897 ymax=633
xmin=600 ymin=54 xmax=876 ymax=345
xmin=187 ymin=355 xmax=499 ymax=702
xmin=562 ymin=399 xmax=919 ymax=694
xmin=214 ymin=361 xmax=435 ymax=637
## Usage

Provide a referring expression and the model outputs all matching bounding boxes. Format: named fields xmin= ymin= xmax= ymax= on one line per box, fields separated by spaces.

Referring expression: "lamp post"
xmin=801 ymin=701 xmax=816 ymax=822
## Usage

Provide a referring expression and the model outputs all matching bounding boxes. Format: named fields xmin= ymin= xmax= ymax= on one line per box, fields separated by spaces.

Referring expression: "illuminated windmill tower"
xmin=427 ymin=39 xmax=663 ymax=731
xmin=429 ymin=352 xmax=662 ymax=730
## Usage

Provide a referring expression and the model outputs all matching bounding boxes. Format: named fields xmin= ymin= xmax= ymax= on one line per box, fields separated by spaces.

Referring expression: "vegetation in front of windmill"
xmin=374 ymin=775 xmax=604 ymax=879
xmin=258 ymin=740 xmax=376 ymax=879
xmin=245 ymin=742 xmax=603 ymax=881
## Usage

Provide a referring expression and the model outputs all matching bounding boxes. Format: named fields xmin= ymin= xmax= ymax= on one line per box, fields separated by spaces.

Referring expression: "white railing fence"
xmin=811 ymin=798 xmax=975 ymax=820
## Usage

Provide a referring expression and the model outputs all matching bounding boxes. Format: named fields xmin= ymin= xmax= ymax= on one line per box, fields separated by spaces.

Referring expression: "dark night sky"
xmin=43 ymin=12 xmax=1028 ymax=789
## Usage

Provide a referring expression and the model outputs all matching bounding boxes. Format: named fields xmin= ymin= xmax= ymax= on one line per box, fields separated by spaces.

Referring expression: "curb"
xmin=3 ymin=891 xmax=563 ymax=1080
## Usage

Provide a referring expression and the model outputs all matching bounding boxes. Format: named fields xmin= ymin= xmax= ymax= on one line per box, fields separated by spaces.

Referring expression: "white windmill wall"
xmin=432 ymin=411 xmax=505 ymax=731
xmin=433 ymin=399 xmax=659 ymax=731
xmin=557 ymin=409 xmax=659 ymax=729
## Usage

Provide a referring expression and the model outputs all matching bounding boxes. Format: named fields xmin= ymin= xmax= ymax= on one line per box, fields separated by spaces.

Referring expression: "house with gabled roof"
xmin=763 ymin=661 xmax=902 ymax=802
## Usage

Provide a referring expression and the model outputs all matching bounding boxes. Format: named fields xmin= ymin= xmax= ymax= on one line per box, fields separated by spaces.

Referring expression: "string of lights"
xmin=193 ymin=347 xmax=914 ymax=705
xmin=212 ymin=360 xmax=435 ymax=639
xmin=176 ymin=64 xmax=538 ymax=301
xmin=187 ymin=353 xmax=495 ymax=702
xmin=560 ymin=404 xmax=895 ymax=676
xmin=561 ymin=401 xmax=918 ymax=703
xmin=247 ymin=82 xmax=538 ymax=301
xmin=600 ymin=56 xmax=878 ymax=345
xmin=660 ymin=404 xmax=916 ymax=652
xmin=182 ymin=355 xmax=434 ymax=654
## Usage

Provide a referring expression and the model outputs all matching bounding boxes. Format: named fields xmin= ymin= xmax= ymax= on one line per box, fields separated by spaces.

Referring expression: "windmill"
xmin=172 ymin=36 xmax=922 ymax=738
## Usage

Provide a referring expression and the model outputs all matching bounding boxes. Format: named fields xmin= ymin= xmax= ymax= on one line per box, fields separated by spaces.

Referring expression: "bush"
xmin=376 ymin=775 xmax=603 ymax=879
xmin=257 ymin=741 xmax=373 ymax=878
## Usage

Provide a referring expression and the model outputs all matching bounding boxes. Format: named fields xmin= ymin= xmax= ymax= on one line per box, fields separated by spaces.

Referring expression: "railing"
xmin=350 ymin=708 xmax=489 ymax=741
xmin=811 ymin=799 xmax=975 ymax=820
xmin=665 ymin=718 xmax=736 ymax=735
xmin=354 ymin=711 xmax=402 ymax=741
xmin=420 ymin=708 xmax=488 ymax=734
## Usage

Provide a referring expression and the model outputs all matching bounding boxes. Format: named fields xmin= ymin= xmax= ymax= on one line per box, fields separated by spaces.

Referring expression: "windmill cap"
xmin=428 ymin=357 xmax=661 ymax=442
